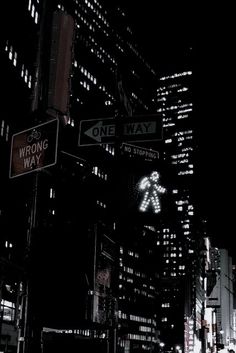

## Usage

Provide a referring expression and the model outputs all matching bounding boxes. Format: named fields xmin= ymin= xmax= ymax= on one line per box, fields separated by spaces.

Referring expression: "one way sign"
xmin=78 ymin=115 xmax=162 ymax=146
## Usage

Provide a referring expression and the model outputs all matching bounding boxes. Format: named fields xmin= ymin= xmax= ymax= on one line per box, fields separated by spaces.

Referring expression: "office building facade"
xmin=0 ymin=1 xmax=159 ymax=352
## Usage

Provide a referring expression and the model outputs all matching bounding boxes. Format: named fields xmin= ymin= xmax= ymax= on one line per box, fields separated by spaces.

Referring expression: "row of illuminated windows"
xmin=1 ymin=120 xmax=9 ymax=142
xmin=177 ymin=114 xmax=189 ymax=120
xmin=178 ymin=108 xmax=192 ymax=115
xmin=160 ymin=110 xmax=192 ymax=119
xmin=67 ymin=117 xmax=75 ymax=127
xmin=119 ymin=275 xmax=154 ymax=293
xmin=118 ymin=310 xmax=127 ymax=319
xmin=156 ymin=240 xmax=177 ymax=245
xmin=0 ymin=300 xmax=15 ymax=322
xmin=160 ymin=103 xmax=192 ymax=113
xmin=174 ymin=130 xmax=193 ymax=137
xmin=92 ymin=166 xmax=107 ymax=180
xmin=160 ymin=71 xmax=192 ymax=81
xmin=139 ymin=326 xmax=152 ymax=333
xmin=131 ymin=289 xmax=155 ymax=299
xmin=163 ymin=123 xmax=175 ymax=128
xmin=76 ymin=12 xmax=95 ymax=33
xmin=162 ymin=244 xmax=183 ymax=251
xmin=82 ymin=10 xmax=109 ymax=39
xmin=132 ymin=93 xmax=148 ymax=111
xmin=75 ymin=97 xmax=83 ymax=105
xmin=5 ymin=241 xmax=13 ymax=248
xmin=130 ymin=315 xmax=152 ymax=324
xmin=116 ymin=43 xmax=124 ymax=54
xmin=86 ymin=35 xmax=117 ymax=67
xmin=157 ymin=83 xmax=181 ymax=92
xmin=123 ymin=266 xmax=133 ymax=274
xmin=144 ymin=225 xmax=156 ymax=232
xmin=5 ymin=43 xmax=17 ymax=66
xmin=127 ymin=334 xmax=154 ymax=342
xmin=177 ymin=87 xmax=188 ymax=93
xmin=178 ymin=170 xmax=194 ymax=176
xmin=161 ymin=233 xmax=177 ymax=239
xmin=119 ymin=266 xmax=148 ymax=280
xmin=163 ymin=271 xmax=185 ymax=277
xmin=119 ymin=247 xmax=139 ymax=259
xmin=158 ymin=106 xmax=178 ymax=112
xmin=164 ymin=262 xmax=186 ymax=271
xmin=61 ymin=328 xmax=91 ymax=336
xmin=157 ymin=97 xmax=167 ymax=103
xmin=84 ymin=0 xmax=110 ymax=29
xmin=165 ymin=137 xmax=193 ymax=146
xmin=96 ymin=200 xmax=106 ymax=208
xmin=126 ymin=41 xmax=156 ymax=75
xmin=5 ymin=42 xmax=32 ymax=89
xmin=80 ymin=80 xmax=90 ymax=91
xmin=172 ymin=152 xmax=189 ymax=159
xmin=156 ymin=90 xmax=171 ymax=97
xmin=79 ymin=65 xmax=97 ymax=85
xmin=163 ymin=253 xmax=183 ymax=258
xmin=132 ymin=288 xmax=151 ymax=297
xmin=76 ymin=41 xmax=145 ymax=111
xmin=172 ymin=160 xmax=189 ymax=166
xmin=176 ymin=200 xmax=188 ymax=206
xmin=103 ymin=144 xmax=115 ymax=156
xmin=128 ymin=250 xmax=139 ymax=258
xmin=28 ymin=0 xmax=39 ymax=24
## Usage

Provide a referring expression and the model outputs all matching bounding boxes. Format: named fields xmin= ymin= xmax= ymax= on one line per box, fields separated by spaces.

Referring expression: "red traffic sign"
xmin=9 ymin=119 xmax=59 ymax=178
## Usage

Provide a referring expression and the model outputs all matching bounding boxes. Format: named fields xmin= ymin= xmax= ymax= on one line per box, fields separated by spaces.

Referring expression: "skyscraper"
xmin=0 ymin=1 xmax=159 ymax=352
xmin=153 ymin=69 xmax=198 ymax=352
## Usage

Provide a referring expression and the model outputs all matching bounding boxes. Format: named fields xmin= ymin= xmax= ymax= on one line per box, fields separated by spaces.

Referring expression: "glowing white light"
xmin=138 ymin=171 xmax=166 ymax=213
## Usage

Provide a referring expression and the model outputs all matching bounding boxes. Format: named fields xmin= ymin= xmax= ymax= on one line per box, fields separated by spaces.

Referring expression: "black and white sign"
xmin=121 ymin=143 xmax=159 ymax=162
xmin=78 ymin=115 xmax=162 ymax=146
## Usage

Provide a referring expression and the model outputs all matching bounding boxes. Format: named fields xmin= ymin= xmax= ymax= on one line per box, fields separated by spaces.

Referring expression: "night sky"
xmin=124 ymin=2 xmax=234 ymax=254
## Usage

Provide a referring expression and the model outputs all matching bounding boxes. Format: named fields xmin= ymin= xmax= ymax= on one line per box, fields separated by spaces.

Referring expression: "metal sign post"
xmin=9 ymin=118 xmax=59 ymax=353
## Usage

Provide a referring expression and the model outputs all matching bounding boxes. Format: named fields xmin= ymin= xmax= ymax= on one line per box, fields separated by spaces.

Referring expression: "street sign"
xmin=120 ymin=143 xmax=159 ymax=162
xmin=79 ymin=118 xmax=115 ymax=145
xmin=78 ymin=114 xmax=162 ymax=146
xmin=9 ymin=119 xmax=59 ymax=178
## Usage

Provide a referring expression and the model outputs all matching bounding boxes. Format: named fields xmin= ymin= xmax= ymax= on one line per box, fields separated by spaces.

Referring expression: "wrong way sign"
xmin=9 ymin=119 xmax=59 ymax=178
xmin=78 ymin=115 xmax=162 ymax=146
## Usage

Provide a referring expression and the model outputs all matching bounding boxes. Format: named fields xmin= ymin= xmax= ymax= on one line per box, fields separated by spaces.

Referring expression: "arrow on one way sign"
xmin=84 ymin=120 xmax=115 ymax=143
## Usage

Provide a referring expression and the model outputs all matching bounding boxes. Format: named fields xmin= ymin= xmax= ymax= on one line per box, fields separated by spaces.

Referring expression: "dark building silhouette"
xmin=0 ymin=1 xmax=159 ymax=352
xmin=1 ymin=2 xmax=224 ymax=353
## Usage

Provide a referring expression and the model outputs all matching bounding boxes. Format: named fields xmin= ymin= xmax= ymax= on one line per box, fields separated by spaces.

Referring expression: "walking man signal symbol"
xmin=139 ymin=171 xmax=166 ymax=214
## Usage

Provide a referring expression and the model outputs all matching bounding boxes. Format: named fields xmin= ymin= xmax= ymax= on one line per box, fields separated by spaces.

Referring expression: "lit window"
xmin=31 ymin=4 xmax=35 ymax=17
xmin=13 ymin=52 xmax=17 ymax=66
xmin=0 ymin=300 xmax=15 ymax=322
xmin=9 ymin=46 xmax=13 ymax=60
xmin=35 ymin=11 xmax=39 ymax=24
